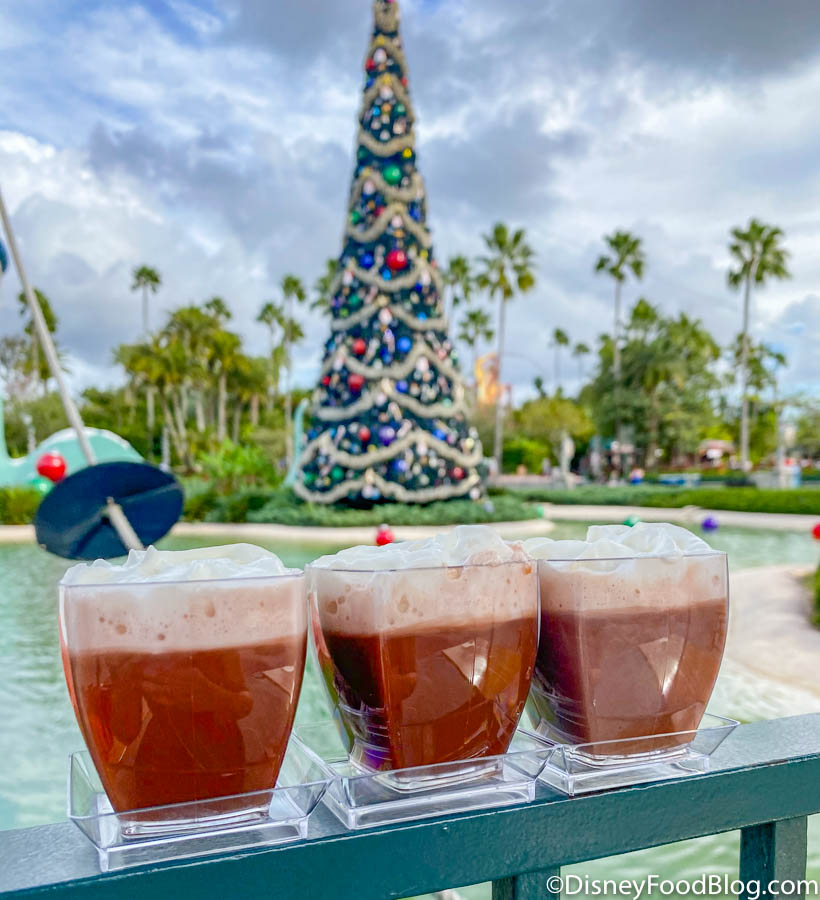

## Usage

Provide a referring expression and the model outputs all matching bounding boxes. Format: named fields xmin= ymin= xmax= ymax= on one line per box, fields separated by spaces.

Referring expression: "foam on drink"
xmin=309 ymin=526 xmax=539 ymax=772
xmin=60 ymin=545 xmax=307 ymax=813
xmin=523 ymin=524 xmax=729 ymax=752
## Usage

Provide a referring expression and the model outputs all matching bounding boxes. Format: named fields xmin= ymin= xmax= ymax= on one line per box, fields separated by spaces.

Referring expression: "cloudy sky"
xmin=1 ymin=0 xmax=818 ymax=400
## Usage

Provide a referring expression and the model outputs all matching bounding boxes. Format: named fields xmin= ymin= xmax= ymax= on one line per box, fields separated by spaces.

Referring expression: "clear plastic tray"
xmin=68 ymin=739 xmax=330 ymax=871
xmin=295 ymin=721 xmax=551 ymax=830
xmin=524 ymin=713 xmax=740 ymax=796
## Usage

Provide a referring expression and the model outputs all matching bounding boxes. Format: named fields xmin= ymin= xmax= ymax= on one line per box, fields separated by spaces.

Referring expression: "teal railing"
xmin=1 ymin=715 xmax=819 ymax=900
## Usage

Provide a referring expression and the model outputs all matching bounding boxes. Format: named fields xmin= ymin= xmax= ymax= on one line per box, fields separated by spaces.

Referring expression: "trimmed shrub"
xmin=0 ymin=487 xmax=43 ymax=525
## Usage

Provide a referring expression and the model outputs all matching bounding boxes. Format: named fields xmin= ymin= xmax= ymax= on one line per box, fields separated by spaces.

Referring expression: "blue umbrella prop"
xmin=35 ymin=462 xmax=183 ymax=560
xmin=1 ymin=185 xmax=182 ymax=559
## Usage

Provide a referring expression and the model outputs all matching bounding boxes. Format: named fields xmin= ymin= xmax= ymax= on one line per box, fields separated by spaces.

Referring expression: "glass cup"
xmin=528 ymin=551 xmax=729 ymax=756
xmin=307 ymin=558 xmax=539 ymax=784
xmin=60 ymin=570 xmax=307 ymax=826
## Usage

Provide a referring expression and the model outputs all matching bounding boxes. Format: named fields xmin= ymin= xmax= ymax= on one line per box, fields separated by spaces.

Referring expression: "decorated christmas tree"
xmin=295 ymin=0 xmax=485 ymax=505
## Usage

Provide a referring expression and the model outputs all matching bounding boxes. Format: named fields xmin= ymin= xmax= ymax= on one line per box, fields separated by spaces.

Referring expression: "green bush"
xmin=181 ymin=487 xmax=537 ymax=526
xmin=813 ymin=564 xmax=820 ymax=627
xmin=502 ymin=437 xmax=550 ymax=474
xmin=0 ymin=486 xmax=43 ymax=524
xmin=197 ymin=441 xmax=280 ymax=493
xmin=507 ymin=485 xmax=820 ymax=516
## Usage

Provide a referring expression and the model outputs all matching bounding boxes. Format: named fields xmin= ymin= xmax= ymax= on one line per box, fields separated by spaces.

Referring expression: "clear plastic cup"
xmin=59 ymin=568 xmax=307 ymax=824
xmin=529 ymin=551 xmax=729 ymax=756
xmin=307 ymin=558 xmax=539 ymax=783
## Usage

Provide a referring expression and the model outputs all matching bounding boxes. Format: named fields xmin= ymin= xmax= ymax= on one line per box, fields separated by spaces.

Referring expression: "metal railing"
xmin=1 ymin=715 xmax=819 ymax=900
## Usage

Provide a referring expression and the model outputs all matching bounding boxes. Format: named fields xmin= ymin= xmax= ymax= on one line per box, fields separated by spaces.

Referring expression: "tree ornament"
xmin=332 ymin=466 xmax=345 ymax=481
xmin=376 ymin=524 xmax=395 ymax=546
xmin=366 ymin=57 xmax=377 ymax=73
xmin=396 ymin=380 xmax=409 ymax=393
xmin=37 ymin=451 xmax=67 ymax=483
xmin=416 ymin=356 xmax=430 ymax=373
xmin=379 ymin=426 xmax=396 ymax=446
xmin=360 ymin=252 xmax=375 ymax=269
xmin=359 ymin=426 xmax=371 ymax=443
xmin=322 ymin=375 xmax=331 ymax=387
xmin=383 ymin=164 xmax=402 ymax=185
xmin=452 ymin=467 xmax=465 ymax=481
xmin=379 ymin=308 xmax=393 ymax=325
xmin=348 ymin=374 xmax=365 ymax=392
xmin=386 ymin=249 xmax=408 ymax=271
xmin=353 ymin=338 xmax=367 ymax=356
xmin=397 ymin=336 xmax=412 ymax=354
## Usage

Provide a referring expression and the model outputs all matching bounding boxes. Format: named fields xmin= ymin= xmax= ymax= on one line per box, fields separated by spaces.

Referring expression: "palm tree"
xmin=457 ymin=308 xmax=494 ymax=386
xmin=131 ymin=265 xmax=161 ymax=335
xmin=210 ymin=330 xmax=243 ymax=442
xmin=17 ymin=288 xmax=59 ymax=394
xmin=594 ymin=231 xmax=645 ymax=447
xmin=444 ymin=255 xmax=473 ymax=323
xmin=257 ymin=301 xmax=286 ymax=412
xmin=476 ymin=223 xmax=536 ymax=470
xmin=204 ymin=296 xmax=232 ymax=323
xmin=312 ymin=259 xmax=338 ymax=316
xmin=551 ymin=328 xmax=570 ymax=392
xmin=727 ymin=219 xmax=791 ymax=471
xmin=280 ymin=275 xmax=307 ymax=464
xmin=573 ymin=342 xmax=591 ymax=381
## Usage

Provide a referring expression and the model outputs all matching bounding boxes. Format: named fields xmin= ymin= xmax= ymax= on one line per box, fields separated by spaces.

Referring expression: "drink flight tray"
xmin=67 ymin=739 xmax=330 ymax=872
xmin=295 ymin=722 xmax=552 ymax=830
xmin=524 ymin=713 xmax=740 ymax=796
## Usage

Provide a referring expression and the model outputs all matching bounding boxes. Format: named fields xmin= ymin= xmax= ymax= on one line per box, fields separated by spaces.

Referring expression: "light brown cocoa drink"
xmin=60 ymin=545 xmax=307 ymax=813
xmin=309 ymin=526 xmax=539 ymax=773
xmin=525 ymin=525 xmax=729 ymax=755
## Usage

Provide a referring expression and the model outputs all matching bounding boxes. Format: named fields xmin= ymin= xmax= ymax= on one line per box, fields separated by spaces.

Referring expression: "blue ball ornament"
xmin=418 ymin=312 xmax=427 ymax=321
xmin=433 ymin=428 xmax=446 ymax=441
xmin=409 ymin=205 xmax=421 ymax=222
xmin=392 ymin=459 xmax=408 ymax=473
xmin=381 ymin=268 xmax=392 ymax=281
xmin=701 ymin=516 xmax=719 ymax=533
xmin=360 ymin=252 xmax=374 ymax=269
xmin=0 ymin=239 xmax=7 ymax=274
xmin=378 ymin=426 xmax=396 ymax=447
xmin=397 ymin=336 xmax=412 ymax=354
xmin=396 ymin=380 xmax=409 ymax=394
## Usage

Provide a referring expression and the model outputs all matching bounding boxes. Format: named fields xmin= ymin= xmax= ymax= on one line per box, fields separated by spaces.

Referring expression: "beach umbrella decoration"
xmin=0 ymin=186 xmax=183 ymax=559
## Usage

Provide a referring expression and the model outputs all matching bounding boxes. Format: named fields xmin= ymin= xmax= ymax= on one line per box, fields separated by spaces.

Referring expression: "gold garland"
xmin=300 ymin=427 xmax=483 ymax=470
xmin=314 ymin=380 xmax=465 ymax=422
xmin=294 ymin=470 xmax=480 ymax=505
xmin=349 ymin=170 xmax=425 ymax=207
xmin=359 ymin=77 xmax=415 ymax=126
xmin=321 ymin=338 xmax=461 ymax=382
xmin=358 ymin=129 xmax=415 ymax=158
xmin=331 ymin=299 xmax=447 ymax=333
xmin=373 ymin=1 xmax=400 ymax=35
xmin=346 ymin=202 xmax=431 ymax=248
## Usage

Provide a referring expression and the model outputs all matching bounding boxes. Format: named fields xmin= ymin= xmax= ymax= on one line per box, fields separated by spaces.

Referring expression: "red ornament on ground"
xmin=386 ymin=249 xmax=408 ymax=271
xmin=376 ymin=524 xmax=395 ymax=546
xmin=813 ymin=523 xmax=820 ymax=541
xmin=36 ymin=451 xmax=67 ymax=483
xmin=353 ymin=338 xmax=367 ymax=356
xmin=359 ymin=426 xmax=371 ymax=443
xmin=348 ymin=374 xmax=365 ymax=392
xmin=452 ymin=466 xmax=465 ymax=481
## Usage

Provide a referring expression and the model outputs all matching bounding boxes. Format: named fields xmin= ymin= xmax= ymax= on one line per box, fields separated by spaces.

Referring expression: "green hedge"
xmin=502 ymin=485 xmax=820 ymax=516
xmin=0 ymin=487 xmax=42 ymax=525
xmin=184 ymin=487 xmax=538 ymax=527
xmin=813 ymin=564 xmax=820 ymax=627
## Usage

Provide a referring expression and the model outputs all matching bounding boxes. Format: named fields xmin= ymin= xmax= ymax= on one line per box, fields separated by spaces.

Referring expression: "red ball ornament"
xmin=353 ymin=338 xmax=367 ymax=356
xmin=322 ymin=375 xmax=331 ymax=387
xmin=36 ymin=451 xmax=67 ymax=483
xmin=375 ymin=205 xmax=385 ymax=218
xmin=366 ymin=57 xmax=377 ymax=73
xmin=359 ymin=427 xmax=371 ymax=443
xmin=376 ymin=524 xmax=395 ymax=547
xmin=386 ymin=249 xmax=408 ymax=272
xmin=813 ymin=523 xmax=820 ymax=541
xmin=348 ymin=374 xmax=365 ymax=392
xmin=452 ymin=466 xmax=465 ymax=481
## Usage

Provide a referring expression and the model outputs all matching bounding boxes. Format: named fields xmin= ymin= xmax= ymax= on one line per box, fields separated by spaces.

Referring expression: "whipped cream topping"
xmin=60 ymin=545 xmax=305 ymax=653
xmin=524 ymin=524 xmax=726 ymax=612
xmin=309 ymin=526 xmax=536 ymax=634
xmin=523 ymin=523 xmax=714 ymax=561
xmin=62 ymin=543 xmax=299 ymax=586
xmin=311 ymin=524 xmax=528 ymax=571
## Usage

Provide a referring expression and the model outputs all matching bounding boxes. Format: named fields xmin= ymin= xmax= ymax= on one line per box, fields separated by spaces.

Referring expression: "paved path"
xmin=725 ymin=565 xmax=820 ymax=702
xmin=541 ymin=503 xmax=817 ymax=532
xmin=0 ymin=519 xmax=556 ymax=546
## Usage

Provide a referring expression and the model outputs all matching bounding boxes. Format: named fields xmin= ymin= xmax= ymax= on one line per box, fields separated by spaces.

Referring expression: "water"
xmin=0 ymin=524 xmax=817 ymax=897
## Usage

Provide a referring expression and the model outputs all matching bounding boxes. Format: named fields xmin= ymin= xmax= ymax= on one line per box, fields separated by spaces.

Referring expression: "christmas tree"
xmin=295 ymin=0 xmax=485 ymax=505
